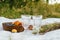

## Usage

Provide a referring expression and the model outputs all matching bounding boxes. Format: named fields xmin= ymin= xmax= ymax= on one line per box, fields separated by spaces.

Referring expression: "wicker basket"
xmin=2 ymin=22 xmax=24 ymax=32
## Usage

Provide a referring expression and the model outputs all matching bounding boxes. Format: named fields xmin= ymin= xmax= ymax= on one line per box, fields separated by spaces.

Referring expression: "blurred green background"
xmin=0 ymin=0 xmax=60 ymax=19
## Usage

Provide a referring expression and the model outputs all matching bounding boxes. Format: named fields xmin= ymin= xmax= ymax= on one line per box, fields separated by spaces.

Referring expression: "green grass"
xmin=0 ymin=3 xmax=60 ymax=19
xmin=0 ymin=8 xmax=22 ymax=19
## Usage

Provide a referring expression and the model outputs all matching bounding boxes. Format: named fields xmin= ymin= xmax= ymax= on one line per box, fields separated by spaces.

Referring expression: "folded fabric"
xmin=42 ymin=29 xmax=60 ymax=40
xmin=41 ymin=18 xmax=60 ymax=25
xmin=11 ymin=30 xmax=42 ymax=40
xmin=0 ymin=31 xmax=11 ymax=40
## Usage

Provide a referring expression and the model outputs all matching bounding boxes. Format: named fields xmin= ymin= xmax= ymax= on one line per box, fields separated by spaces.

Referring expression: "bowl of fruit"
xmin=2 ymin=21 xmax=24 ymax=33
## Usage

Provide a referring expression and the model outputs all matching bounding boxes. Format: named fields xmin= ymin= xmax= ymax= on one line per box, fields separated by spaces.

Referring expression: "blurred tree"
xmin=46 ymin=0 xmax=49 ymax=4
xmin=9 ymin=0 xmax=14 ymax=9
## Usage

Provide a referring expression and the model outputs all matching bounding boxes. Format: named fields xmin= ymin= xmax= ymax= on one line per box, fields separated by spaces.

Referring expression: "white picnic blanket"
xmin=0 ymin=17 xmax=60 ymax=40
